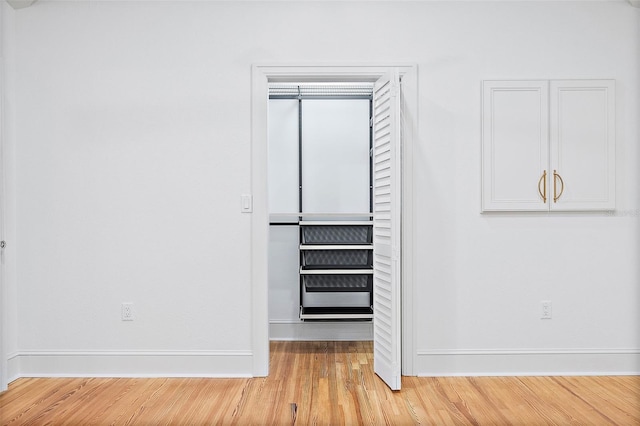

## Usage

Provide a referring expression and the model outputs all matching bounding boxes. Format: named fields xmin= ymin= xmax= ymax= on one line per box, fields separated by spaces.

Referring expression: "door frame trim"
xmin=250 ymin=64 xmax=417 ymax=376
xmin=0 ymin=51 xmax=6 ymax=392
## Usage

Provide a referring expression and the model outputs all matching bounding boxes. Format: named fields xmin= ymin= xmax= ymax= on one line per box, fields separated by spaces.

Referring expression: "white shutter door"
xmin=372 ymin=71 xmax=401 ymax=391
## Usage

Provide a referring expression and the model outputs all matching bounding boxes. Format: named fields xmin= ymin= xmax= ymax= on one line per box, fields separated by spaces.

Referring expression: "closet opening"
xmin=252 ymin=64 xmax=417 ymax=390
xmin=268 ymin=83 xmax=375 ymax=338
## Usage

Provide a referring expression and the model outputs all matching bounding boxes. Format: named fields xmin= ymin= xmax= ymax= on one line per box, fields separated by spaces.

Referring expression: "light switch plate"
xmin=241 ymin=194 xmax=253 ymax=213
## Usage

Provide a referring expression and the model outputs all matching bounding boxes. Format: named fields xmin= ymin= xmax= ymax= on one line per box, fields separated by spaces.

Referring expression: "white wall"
xmin=1 ymin=1 xmax=19 ymax=385
xmin=268 ymin=99 xmax=298 ymax=214
xmin=301 ymin=99 xmax=370 ymax=214
xmin=3 ymin=0 xmax=638 ymax=377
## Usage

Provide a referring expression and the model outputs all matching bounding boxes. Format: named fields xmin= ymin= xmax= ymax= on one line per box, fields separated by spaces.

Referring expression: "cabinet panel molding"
xmin=482 ymin=81 xmax=549 ymax=211
xmin=549 ymin=80 xmax=615 ymax=211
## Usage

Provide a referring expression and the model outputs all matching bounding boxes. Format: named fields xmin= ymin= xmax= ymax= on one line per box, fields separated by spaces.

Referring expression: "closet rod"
xmin=269 ymin=95 xmax=372 ymax=100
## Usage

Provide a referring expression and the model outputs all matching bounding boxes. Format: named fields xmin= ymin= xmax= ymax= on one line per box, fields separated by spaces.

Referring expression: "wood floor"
xmin=1 ymin=341 xmax=638 ymax=425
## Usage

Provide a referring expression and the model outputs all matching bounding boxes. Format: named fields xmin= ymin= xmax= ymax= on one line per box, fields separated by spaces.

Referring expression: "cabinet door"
xmin=549 ymin=80 xmax=615 ymax=211
xmin=482 ymin=81 xmax=549 ymax=211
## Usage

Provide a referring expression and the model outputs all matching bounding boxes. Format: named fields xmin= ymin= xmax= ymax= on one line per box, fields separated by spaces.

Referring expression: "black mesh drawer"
xmin=301 ymin=225 xmax=371 ymax=244
xmin=303 ymin=274 xmax=372 ymax=292
xmin=302 ymin=250 xmax=372 ymax=268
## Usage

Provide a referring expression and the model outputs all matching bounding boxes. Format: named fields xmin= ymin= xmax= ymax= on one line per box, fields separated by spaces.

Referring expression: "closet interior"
xmin=268 ymin=82 xmax=375 ymax=332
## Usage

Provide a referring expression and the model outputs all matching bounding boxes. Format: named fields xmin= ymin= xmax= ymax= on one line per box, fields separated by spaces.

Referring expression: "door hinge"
xmin=390 ymin=83 xmax=399 ymax=98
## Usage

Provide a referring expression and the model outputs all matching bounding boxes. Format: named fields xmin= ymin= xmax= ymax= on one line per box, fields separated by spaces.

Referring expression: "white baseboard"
xmin=415 ymin=348 xmax=640 ymax=376
xmin=9 ymin=346 xmax=636 ymax=381
xmin=8 ymin=350 xmax=253 ymax=381
xmin=7 ymin=352 xmax=20 ymax=383
xmin=269 ymin=320 xmax=373 ymax=341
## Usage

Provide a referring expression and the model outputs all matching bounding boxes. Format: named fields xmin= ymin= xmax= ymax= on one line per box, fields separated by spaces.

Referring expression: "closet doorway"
xmin=268 ymin=83 xmax=374 ymax=331
xmin=251 ymin=65 xmax=417 ymax=390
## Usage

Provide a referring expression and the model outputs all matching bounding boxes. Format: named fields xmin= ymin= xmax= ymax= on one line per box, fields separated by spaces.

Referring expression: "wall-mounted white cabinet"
xmin=482 ymin=80 xmax=615 ymax=212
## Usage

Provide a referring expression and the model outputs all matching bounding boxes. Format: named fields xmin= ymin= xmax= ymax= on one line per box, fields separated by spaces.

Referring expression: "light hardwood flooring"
xmin=1 ymin=341 xmax=638 ymax=425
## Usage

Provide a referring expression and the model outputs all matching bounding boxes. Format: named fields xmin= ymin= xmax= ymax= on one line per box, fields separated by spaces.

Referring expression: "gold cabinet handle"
xmin=553 ymin=170 xmax=564 ymax=203
xmin=538 ymin=170 xmax=547 ymax=203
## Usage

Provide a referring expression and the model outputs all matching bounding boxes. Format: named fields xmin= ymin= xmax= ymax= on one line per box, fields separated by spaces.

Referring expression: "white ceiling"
xmin=4 ymin=0 xmax=639 ymax=10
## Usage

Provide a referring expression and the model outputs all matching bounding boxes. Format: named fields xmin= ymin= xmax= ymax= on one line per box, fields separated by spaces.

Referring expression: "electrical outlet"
xmin=121 ymin=303 xmax=134 ymax=321
xmin=541 ymin=300 xmax=552 ymax=319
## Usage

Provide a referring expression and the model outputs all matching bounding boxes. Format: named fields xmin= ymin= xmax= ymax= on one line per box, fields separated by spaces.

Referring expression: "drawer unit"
xmin=301 ymin=225 xmax=372 ymax=244
xmin=302 ymin=273 xmax=372 ymax=292
xmin=299 ymin=220 xmax=373 ymax=320
xmin=301 ymin=247 xmax=373 ymax=269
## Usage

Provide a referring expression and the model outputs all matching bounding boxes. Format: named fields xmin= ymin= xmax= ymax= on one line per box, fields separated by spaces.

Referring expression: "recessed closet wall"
xmin=268 ymin=89 xmax=373 ymax=340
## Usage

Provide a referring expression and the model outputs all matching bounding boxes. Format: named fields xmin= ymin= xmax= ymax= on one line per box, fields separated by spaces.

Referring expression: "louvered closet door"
xmin=372 ymin=71 xmax=402 ymax=391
